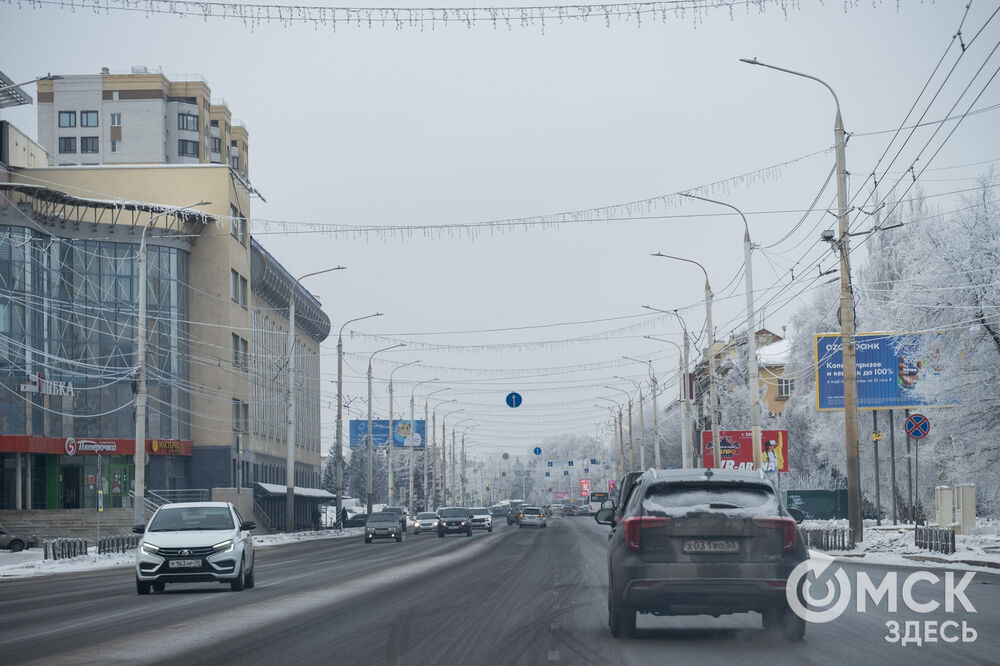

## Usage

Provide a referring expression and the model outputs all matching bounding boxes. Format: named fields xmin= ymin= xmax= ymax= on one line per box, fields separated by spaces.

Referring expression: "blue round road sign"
xmin=506 ymin=392 xmax=523 ymax=408
xmin=905 ymin=413 xmax=930 ymax=439
xmin=533 ymin=446 xmax=542 ymax=456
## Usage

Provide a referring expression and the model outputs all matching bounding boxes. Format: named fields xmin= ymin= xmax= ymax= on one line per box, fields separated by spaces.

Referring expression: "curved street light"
xmin=623 ymin=356 xmax=660 ymax=469
xmin=605 ymin=386 xmax=634 ymax=472
xmin=651 ymin=253 xmax=720 ymax=469
xmin=134 ymin=201 xmax=211 ymax=527
xmin=409 ymin=378 xmax=439 ymax=507
xmin=387 ymin=360 xmax=420 ymax=505
xmin=439 ymin=407 xmax=464 ymax=506
xmin=644 ymin=336 xmax=693 ymax=469
xmin=614 ymin=376 xmax=646 ymax=471
xmin=366 ymin=343 xmax=405 ymax=514
xmin=335 ymin=312 xmax=382 ymax=518
xmin=741 ymin=56 xmax=861 ymax=540
xmin=598 ymin=395 xmax=626 ymax=479
xmin=424 ymin=388 xmax=450 ymax=509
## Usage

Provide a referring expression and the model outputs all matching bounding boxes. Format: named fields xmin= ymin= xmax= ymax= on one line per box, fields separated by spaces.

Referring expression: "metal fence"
xmin=44 ymin=538 xmax=89 ymax=560
xmin=800 ymin=528 xmax=855 ymax=551
xmin=915 ymin=526 xmax=956 ymax=554
xmin=97 ymin=534 xmax=142 ymax=554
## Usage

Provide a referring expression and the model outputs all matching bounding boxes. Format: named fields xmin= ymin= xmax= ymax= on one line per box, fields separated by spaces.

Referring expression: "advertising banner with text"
xmin=702 ymin=429 xmax=789 ymax=472
xmin=349 ymin=419 xmax=427 ymax=448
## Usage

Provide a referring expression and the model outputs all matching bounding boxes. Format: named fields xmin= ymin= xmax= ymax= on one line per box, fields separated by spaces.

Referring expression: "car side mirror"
xmin=788 ymin=508 xmax=804 ymax=524
xmin=240 ymin=520 xmax=257 ymax=531
xmin=594 ymin=508 xmax=615 ymax=526
xmin=132 ymin=524 xmax=146 ymax=534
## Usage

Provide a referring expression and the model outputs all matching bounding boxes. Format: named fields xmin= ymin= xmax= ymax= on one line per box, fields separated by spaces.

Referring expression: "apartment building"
xmin=35 ymin=66 xmax=249 ymax=180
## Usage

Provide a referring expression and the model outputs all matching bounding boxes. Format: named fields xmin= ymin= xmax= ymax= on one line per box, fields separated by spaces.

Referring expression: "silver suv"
xmin=595 ymin=469 xmax=807 ymax=639
xmin=133 ymin=501 xmax=256 ymax=594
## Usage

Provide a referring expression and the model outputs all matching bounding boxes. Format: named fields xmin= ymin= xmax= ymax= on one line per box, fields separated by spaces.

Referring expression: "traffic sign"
xmin=533 ymin=447 xmax=542 ymax=455
xmin=905 ymin=413 xmax=930 ymax=439
xmin=502 ymin=452 xmax=510 ymax=461
xmin=546 ymin=461 xmax=553 ymax=467
xmin=871 ymin=431 xmax=883 ymax=442
xmin=506 ymin=392 xmax=523 ymax=408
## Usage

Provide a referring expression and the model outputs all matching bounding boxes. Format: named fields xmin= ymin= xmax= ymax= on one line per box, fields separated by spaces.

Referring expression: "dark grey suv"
xmin=595 ymin=468 xmax=808 ymax=639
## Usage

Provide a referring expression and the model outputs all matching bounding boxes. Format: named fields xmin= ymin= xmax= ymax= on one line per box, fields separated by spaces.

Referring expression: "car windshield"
xmin=367 ymin=513 xmax=398 ymax=525
xmin=470 ymin=508 xmax=488 ymax=515
xmin=642 ymin=483 xmax=778 ymax=517
xmin=416 ymin=512 xmax=438 ymax=520
xmin=148 ymin=507 xmax=234 ymax=531
xmin=439 ymin=508 xmax=468 ymax=518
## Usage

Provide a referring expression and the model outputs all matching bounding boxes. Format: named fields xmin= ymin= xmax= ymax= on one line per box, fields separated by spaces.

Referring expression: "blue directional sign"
xmin=563 ymin=470 xmax=569 ymax=476
xmin=506 ymin=392 xmax=523 ymax=408
xmin=568 ymin=460 xmax=574 ymax=467
xmin=546 ymin=461 xmax=553 ymax=467
xmin=590 ymin=458 xmax=598 ymax=465
xmin=584 ymin=467 xmax=590 ymax=473
xmin=533 ymin=446 xmax=542 ymax=455
xmin=905 ymin=413 xmax=930 ymax=439
xmin=545 ymin=471 xmax=550 ymax=477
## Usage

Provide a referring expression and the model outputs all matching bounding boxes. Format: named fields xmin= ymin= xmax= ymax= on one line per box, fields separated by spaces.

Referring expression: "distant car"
xmin=365 ymin=512 xmax=404 ymax=543
xmin=381 ymin=506 xmax=409 ymax=533
xmin=412 ymin=512 xmax=440 ymax=535
xmin=518 ymin=506 xmax=547 ymax=528
xmin=0 ymin=524 xmax=37 ymax=552
xmin=489 ymin=506 xmax=509 ymax=519
xmin=437 ymin=507 xmax=472 ymax=537
xmin=343 ymin=511 xmax=369 ymax=528
xmin=468 ymin=507 xmax=493 ymax=532
xmin=133 ymin=501 xmax=256 ymax=594
xmin=595 ymin=468 xmax=808 ymax=639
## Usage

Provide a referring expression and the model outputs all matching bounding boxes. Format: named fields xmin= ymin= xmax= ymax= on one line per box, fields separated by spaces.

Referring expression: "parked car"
xmin=595 ymin=468 xmax=808 ymax=639
xmin=518 ymin=506 xmax=547 ymax=528
xmin=343 ymin=511 xmax=369 ymax=528
xmin=437 ymin=507 xmax=472 ymax=537
xmin=133 ymin=501 xmax=256 ymax=594
xmin=381 ymin=506 xmax=409 ymax=533
xmin=412 ymin=511 xmax=440 ymax=535
xmin=469 ymin=507 xmax=493 ymax=532
xmin=0 ymin=523 xmax=37 ymax=552
xmin=365 ymin=512 xmax=404 ymax=543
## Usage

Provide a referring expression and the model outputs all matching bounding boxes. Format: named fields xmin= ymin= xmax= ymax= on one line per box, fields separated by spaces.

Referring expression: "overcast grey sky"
xmin=2 ymin=0 xmax=998 ymax=458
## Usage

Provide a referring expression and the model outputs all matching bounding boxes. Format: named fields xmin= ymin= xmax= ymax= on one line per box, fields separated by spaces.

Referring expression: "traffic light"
xmin=486 ymin=483 xmax=490 ymax=490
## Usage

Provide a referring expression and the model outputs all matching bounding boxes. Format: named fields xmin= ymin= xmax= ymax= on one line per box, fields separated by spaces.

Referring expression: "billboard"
xmin=579 ymin=479 xmax=591 ymax=496
xmin=349 ymin=419 xmax=426 ymax=448
xmin=814 ymin=332 xmax=956 ymax=410
xmin=702 ymin=429 xmax=789 ymax=472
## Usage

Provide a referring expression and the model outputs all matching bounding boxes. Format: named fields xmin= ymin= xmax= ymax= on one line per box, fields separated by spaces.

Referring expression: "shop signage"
xmin=65 ymin=438 xmax=118 ymax=455
xmin=20 ymin=372 xmax=75 ymax=397
xmin=152 ymin=440 xmax=185 ymax=454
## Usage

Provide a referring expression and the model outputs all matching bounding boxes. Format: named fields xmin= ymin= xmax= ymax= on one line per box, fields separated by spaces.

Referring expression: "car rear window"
xmin=642 ymin=483 xmax=778 ymax=517
xmin=523 ymin=508 xmax=541 ymax=515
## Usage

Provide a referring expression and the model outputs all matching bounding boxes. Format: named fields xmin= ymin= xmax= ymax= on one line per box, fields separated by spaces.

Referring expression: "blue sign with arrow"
xmin=506 ymin=392 xmax=523 ymax=408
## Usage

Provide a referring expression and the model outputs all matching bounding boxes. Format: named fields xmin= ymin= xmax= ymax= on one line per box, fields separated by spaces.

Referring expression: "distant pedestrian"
xmin=311 ymin=506 xmax=321 ymax=531
xmin=338 ymin=507 xmax=348 ymax=533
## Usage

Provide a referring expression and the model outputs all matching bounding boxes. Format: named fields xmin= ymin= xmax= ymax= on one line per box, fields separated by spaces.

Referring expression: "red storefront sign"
xmin=0 ymin=435 xmax=193 ymax=456
xmin=701 ymin=429 xmax=789 ymax=472
xmin=579 ymin=478 xmax=592 ymax=496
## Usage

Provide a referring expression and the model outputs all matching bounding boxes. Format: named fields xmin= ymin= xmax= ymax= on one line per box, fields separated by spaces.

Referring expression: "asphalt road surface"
xmin=2 ymin=517 xmax=996 ymax=665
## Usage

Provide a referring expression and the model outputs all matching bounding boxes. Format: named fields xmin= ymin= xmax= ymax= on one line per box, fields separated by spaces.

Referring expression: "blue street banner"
xmin=349 ymin=419 xmax=427 ymax=448
xmin=814 ymin=332 xmax=957 ymax=410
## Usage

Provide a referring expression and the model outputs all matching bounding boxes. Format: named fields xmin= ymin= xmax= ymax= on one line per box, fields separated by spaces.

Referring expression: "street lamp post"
xmin=652 ymin=254 xmax=720 ymax=468
xmin=598 ymin=395 xmax=626 ymax=479
xmin=409 ymin=378 xmax=438 ymax=508
xmin=460 ymin=425 xmax=478 ymax=506
xmin=614 ymin=376 xmax=645 ymax=470
xmin=741 ymin=57 xmax=861 ymax=540
xmin=134 ymin=201 xmax=211 ymax=527
xmin=366 ymin=344 xmax=404 ymax=515
xmin=680 ymin=193 xmax=763 ymax=470
xmin=606 ymin=386 xmax=634 ymax=471
xmin=623 ymin=356 xmax=659 ymax=468
xmin=424 ymin=389 xmax=450 ymax=508
xmin=452 ymin=418 xmax=473 ymax=504
xmin=643 ymin=337 xmax=692 ymax=469
xmin=440 ymin=408 xmax=464 ymax=505
xmin=335 ymin=313 xmax=382 ymax=520
xmin=387 ymin=360 xmax=420 ymax=505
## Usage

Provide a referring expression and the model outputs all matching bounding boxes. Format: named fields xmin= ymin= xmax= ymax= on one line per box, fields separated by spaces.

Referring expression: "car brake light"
xmin=752 ymin=517 xmax=797 ymax=551
xmin=624 ymin=516 xmax=669 ymax=551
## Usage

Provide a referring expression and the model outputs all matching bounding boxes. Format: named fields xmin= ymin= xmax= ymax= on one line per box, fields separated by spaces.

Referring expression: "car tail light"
xmin=752 ymin=517 xmax=797 ymax=551
xmin=624 ymin=516 xmax=669 ymax=551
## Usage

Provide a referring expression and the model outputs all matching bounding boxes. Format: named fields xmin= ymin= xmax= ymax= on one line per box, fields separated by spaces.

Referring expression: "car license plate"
xmin=683 ymin=539 xmax=739 ymax=554
xmin=168 ymin=559 xmax=201 ymax=568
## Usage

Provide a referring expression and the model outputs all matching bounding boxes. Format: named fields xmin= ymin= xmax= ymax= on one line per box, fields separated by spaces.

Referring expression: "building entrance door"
xmin=62 ymin=466 xmax=82 ymax=509
xmin=108 ymin=463 xmax=129 ymax=509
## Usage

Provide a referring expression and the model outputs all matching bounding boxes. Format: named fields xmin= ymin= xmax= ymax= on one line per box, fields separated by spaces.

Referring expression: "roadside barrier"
xmin=800 ymin=527 xmax=855 ymax=550
xmin=97 ymin=534 xmax=142 ymax=554
xmin=43 ymin=538 xmax=89 ymax=560
xmin=914 ymin=525 xmax=956 ymax=554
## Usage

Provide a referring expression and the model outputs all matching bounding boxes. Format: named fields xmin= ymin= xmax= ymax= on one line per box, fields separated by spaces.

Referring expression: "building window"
xmin=232 ymin=333 xmax=241 ymax=367
xmin=177 ymin=140 xmax=199 ymax=158
xmin=110 ymin=113 xmax=122 ymax=127
xmin=777 ymin=377 xmax=794 ymax=398
xmin=58 ymin=111 xmax=76 ymax=127
xmin=210 ymin=119 xmax=219 ymax=127
xmin=110 ymin=139 xmax=121 ymax=153
xmin=178 ymin=113 xmax=198 ymax=131
xmin=232 ymin=399 xmax=248 ymax=432
xmin=232 ymin=333 xmax=249 ymax=370
xmin=81 ymin=111 xmax=98 ymax=127
xmin=230 ymin=154 xmax=239 ymax=170
xmin=231 ymin=269 xmax=240 ymax=303
xmin=58 ymin=137 xmax=77 ymax=153
xmin=80 ymin=137 xmax=99 ymax=153
xmin=240 ymin=276 xmax=248 ymax=309
xmin=210 ymin=136 xmax=222 ymax=153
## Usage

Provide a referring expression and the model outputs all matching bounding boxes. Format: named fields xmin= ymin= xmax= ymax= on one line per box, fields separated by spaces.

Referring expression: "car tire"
xmin=245 ymin=565 xmax=255 ymax=589
xmin=488 ymin=526 xmax=493 ymax=533
xmin=609 ymin=591 xmax=636 ymax=639
xmin=152 ymin=582 xmax=165 ymax=592
xmin=365 ymin=536 xmax=372 ymax=544
xmin=230 ymin=559 xmax=246 ymax=591
xmin=136 ymin=578 xmax=151 ymax=595
xmin=762 ymin=606 xmax=806 ymax=640
xmin=8 ymin=539 xmax=24 ymax=553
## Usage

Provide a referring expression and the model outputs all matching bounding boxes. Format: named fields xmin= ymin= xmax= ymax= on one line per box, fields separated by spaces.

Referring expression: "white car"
xmin=134 ymin=501 xmax=256 ymax=594
xmin=412 ymin=512 xmax=440 ymax=534
xmin=469 ymin=507 xmax=493 ymax=532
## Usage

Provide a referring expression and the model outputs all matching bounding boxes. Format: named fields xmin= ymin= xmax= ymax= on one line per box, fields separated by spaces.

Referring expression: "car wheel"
xmin=365 ymin=536 xmax=372 ymax=544
xmin=152 ymin=582 xmax=165 ymax=592
xmin=762 ymin=606 xmax=806 ymax=640
xmin=230 ymin=559 xmax=246 ymax=591
xmin=438 ymin=532 xmax=444 ymax=538
xmin=609 ymin=591 xmax=636 ymax=639
xmin=488 ymin=526 xmax=493 ymax=533
xmin=8 ymin=539 xmax=24 ymax=553
xmin=136 ymin=578 xmax=151 ymax=595
xmin=244 ymin=564 xmax=255 ymax=589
